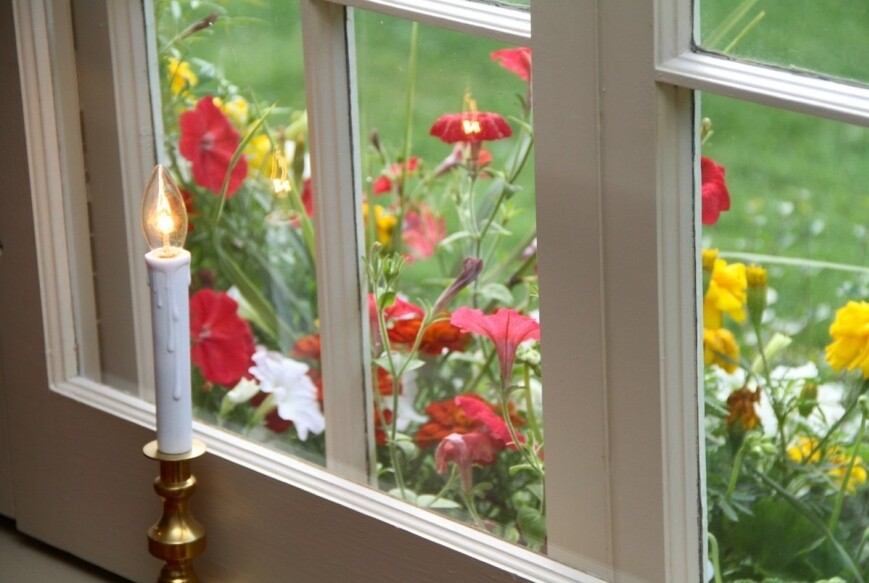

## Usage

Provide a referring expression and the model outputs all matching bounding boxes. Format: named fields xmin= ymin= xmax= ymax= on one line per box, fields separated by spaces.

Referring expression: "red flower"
xmin=491 ymin=47 xmax=532 ymax=82
xmin=301 ymin=178 xmax=314 ymax=217
xmin=389 ymin=316 xmax=470 ymax=356
xmin=430 ymin=112 xmax=512 ymax=144
xmin=190 ymin=289 xmax=255 ymax=387
xmin=416 ymin=394 xmax=516 ymax=449
xmin=456 ymin=395 xmax=524 ymax=450
xmin=292 ymin=334 xmax=323 ymax=401
xmin=179 ymin=97 xmax=248 ymax=196
xmin=451 ymin=307 xmax=540 ymax=386
xmin=435 ymin=432 xmax=500 ymax=492
xmin=701 ymin=156 xmax=731 ymax=225
xmin=373 ymin=157 xmax=420 ymax=195
xmin=402 ymin=205 xmax=445 ymax=263
xmin=181 ymin=189 xmax=197 ymax=232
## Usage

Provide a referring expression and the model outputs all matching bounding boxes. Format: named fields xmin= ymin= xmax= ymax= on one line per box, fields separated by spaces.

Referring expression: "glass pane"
xmin=355 ymin=11 xmax=543 ymax=549
xmin=700 ymin=94 xmax=869 ymax=581
xmin=153 ymin=1 xmax=325 ymax=465
xmin=469 ymin=0 xmax=530 ymax=9
xmin=698 ymin=1 xmax=869 ymax=84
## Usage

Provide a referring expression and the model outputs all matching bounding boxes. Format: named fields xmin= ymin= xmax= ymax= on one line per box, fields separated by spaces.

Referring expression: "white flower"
xmin=249 ymin=347 xmax=324 ymax=440
xmin=393 ymin=371 xmax=426 ymax=431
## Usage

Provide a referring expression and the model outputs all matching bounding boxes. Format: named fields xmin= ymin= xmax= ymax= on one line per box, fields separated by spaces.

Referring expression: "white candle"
xmin=141 ymin=165 xmax=192 ymax=454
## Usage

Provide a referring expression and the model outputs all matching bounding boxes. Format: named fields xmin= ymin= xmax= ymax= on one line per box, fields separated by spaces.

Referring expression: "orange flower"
xmin=726 ymin=386 xmax=761 ymax=431
xmin=415 ymin=395 xmax=523 ymax=449
xmin=389 ymin=316 xmax=470 ymax=355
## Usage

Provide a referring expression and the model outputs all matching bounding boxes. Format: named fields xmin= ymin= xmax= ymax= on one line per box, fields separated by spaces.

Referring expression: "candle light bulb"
xmin=141 ymin=165 xmax=188 ymax=256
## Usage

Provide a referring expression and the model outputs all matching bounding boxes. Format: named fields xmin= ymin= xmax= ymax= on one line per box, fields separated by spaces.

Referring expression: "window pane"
xmin=700 ymin=94 xmax=869 ymax=581
xmin=153 ymin=1 xmax=325 ymax=465
xmin=469 ymin=0 xmax=530 ymax=9
xmin=355 ymin=11 xmax=544 ymax=549
xmin=698 ymin=1 xmax=869 ymax=84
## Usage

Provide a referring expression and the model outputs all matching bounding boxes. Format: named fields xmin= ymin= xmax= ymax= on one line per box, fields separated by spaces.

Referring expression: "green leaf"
xmin=476 ymin=282 xmax=514 ymax=305
xmin=438 ymin=230 xmax=474 ymax=248
xmin=387 ymin=488 xmax=417 ymax=503
xmin=416 ymin=495 xmax=461 ymax=509
xmin=215 ymin=243 xmax=279 ymax=343
xmin=517 ymin=506 xmax=546 ymax=548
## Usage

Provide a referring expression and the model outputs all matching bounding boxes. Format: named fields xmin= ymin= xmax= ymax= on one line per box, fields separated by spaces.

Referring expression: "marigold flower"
xmin=828 ymin=451 xmax=867 ymax=493
xmin=167 ymin=57 xmax=197 ymax=96
xmin=700 ymin=156 xmax=731 ymax=226
xmin=826 ymin=301 xmax=869 ymax=378
xmin=787 ymin=436 xmax=822 ymax=464
xmin=214 ymin=95 xmax=249 ymax=128
xmin=190 ymin=289 xmax=256 ymax=387
xmin=701 ymin=248 xmax=718 ymax=296
xmin=451 ymin=307 xmax=541 ymax=387
xmin=179 ymin=97 xmax=248 ymax=196
xmin=704 ymin=327 xmax=740 ymax=373
xmin=704 ymin=257 xmax=746 ymax=329
xmin=362 ymin=203 xmax=398 ymax=245
xmin=725 ymin=385 xmax=761 ymax=431
xmin=746 ymin=264 xmax=768 ymax=330
xmin=490 ymin=47 xmax=532 ymax=82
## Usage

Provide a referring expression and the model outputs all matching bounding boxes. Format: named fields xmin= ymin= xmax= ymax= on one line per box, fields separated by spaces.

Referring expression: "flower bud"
xmin=798 ymin=382 xmax=818 ymax=418
xmin=432 ymin=257 xmax=483 ymax=315
xmin=746 ymin=264 xmax=768 ymax=330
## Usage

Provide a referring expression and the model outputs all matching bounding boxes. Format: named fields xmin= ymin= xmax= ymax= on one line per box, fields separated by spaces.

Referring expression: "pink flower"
xmin=430 ymin=112 xmax=512 ymax=144
xmin=491 ymin=47 xmax=532 ymax=82
xmin=450 ymin=307 xmax=540 ymax=386
xmin=373 ymin=157 xmax=420 ymax=195
xmin=435 ymin=432 xmax=500 ymax=492
xmin=179 ymin=97 xmax=248 ymax=196
xmin=701 ymin=156 xmax=731 ymax=225
xmin=190 ymin=289 xmax=255 ymax=387
xmin=456 ymin=395 xmax=523 ymax=450
xmin=434 ymin=143 xmax=493 ymax=176
xmin=402 ymin=205 xmax=445 ymax=263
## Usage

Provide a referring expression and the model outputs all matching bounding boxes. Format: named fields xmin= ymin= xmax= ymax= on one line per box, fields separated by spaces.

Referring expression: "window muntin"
xmin=697 ymin=1 xmax=869 ymax=86
xmin=355 ymin=9 xmax=542 ymax=547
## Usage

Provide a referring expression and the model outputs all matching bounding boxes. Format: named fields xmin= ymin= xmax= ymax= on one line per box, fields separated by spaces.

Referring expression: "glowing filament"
xmin=462 ymin=90 xmax=481 ymax=136
xmin=270 ymin=150 xmax=292 ymax=197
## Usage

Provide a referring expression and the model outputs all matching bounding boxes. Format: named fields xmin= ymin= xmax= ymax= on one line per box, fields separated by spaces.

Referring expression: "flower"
xmin=490 ymin=47 xmax=532 ymax=82
xmin=434 ymin=142 xmax=493 ymax=175
xmin=704 ymin=257 xmax=746 ymax=329
xmin=190 ymin=289 xmax=256 ymax=387
xmin=291 ymin=334 xmax=324 ymax=401
xmin=416 ymin=394 xmax=523 ymax=449
xmin=402 ymin=205 xmax=446 ymax=263
xmin=166 ymin=57 xmax=197 ymax=96
xmin=700 ymin=156 xmax=731 ymax=226
xmin=725 ymin=385 xmax=761 ymax=431
xmin=179 ymin=97 xmax=248 ymax=196
xmin=704 ymin=327 xmax=740 ymax=373
xmin=435 ymin=432 xmax=500 ymax=492
xmin=456 ymin=395 xmax=524 ymax=450
xmin=787 ymin=436 xmax=822 ymax=464
xmin=432 ymin=257 xmax=483 ymax=315
xmin=389 ymin=317 xmax=470 ymax=356
xmin=826 ymin=301 xmax=869 ymax=378
xmin=373 ymin=157 xmax=419 ymax=195
xmin=214 ymin=95 xmax=249 ymax=127
xmin=788 ymin=437 xmax=867 ymax=493
xmin=746 ymin=264 xmax=768 ymax=329
xmin=362 ymin=203 xmax=398 ymax=245
xmin=249 ymin=347 xmax=325 ymax=440
xmin=451 ymin=307 xmax=541 ymax=386
xmin=430 ymin=111 xmax=512 ymax=144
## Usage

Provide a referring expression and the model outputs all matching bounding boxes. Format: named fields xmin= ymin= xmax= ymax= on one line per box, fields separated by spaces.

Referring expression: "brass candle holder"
xmin=143 ymin=439 xmax=207 ymax=583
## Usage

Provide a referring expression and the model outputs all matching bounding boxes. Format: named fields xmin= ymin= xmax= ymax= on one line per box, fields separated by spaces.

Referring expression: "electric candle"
xmin=141 ymin=165 xmax=192 ymax=454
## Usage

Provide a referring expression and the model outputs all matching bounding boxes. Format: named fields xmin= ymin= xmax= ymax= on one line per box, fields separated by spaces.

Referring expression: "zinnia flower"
xmin=416 ymin=395 xmax=523 ymax=449
xmin=435 ymin=432 xmax=500 ymax=492
xmin=451 ymin=307 xmax=541 ymax=387
xmin=179 ymin=97 xmax=248 ymax=196
xmin=456 ymin=395 xmax=524 ymax=450
xmin=190 ymin=289 xmax=255 ymax=387
xmin=704 ymin=257 xmax=746 ymax=329
xmin=703 ymin=327 xmax=740 ymax=373
xmin=249 ymin=347 xmax=325 ymax=440
xmin=490 ymin=47 xmax=532 ymax=82
xmin=700 ymin=156 xmax=731 ymax=226
xmin=826 ymin=301 xmax=869 ymax=378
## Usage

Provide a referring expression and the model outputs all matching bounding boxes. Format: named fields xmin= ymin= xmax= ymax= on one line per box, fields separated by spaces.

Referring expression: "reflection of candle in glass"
xmin=141 ymin=165 xmax=192 ymax=454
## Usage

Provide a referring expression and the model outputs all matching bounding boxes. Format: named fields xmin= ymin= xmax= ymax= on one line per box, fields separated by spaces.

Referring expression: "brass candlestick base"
xmin=143 ymin=439 xmax=207 ymax=583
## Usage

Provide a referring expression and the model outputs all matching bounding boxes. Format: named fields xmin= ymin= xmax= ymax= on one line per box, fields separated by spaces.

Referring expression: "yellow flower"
xmin=787 ymin=436 xmax=822 ymax=464
xmin=214 ymin=95 xmax=250 ymax=128
xmin=363 ymin=203 xmax=397 ymax=245
xmin=245 ymin=134 xmax=274 ymax=179
xmin=166 ymin=57 xmax=197 ymax=96
xmin=826 ymin=300 xmax=869 ymax=378
xmin=704 ymin=327 xmax=740 ymax=373
xmin=704 ymin=257 xmax=746 ymax=329
xmin=746 ymin=264 xmax=768 ymax=329
xmin=828 ymin=451 xmax=867 ymax=494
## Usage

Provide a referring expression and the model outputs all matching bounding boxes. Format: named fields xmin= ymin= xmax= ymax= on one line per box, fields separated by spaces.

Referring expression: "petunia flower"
xmin=490 ymin=47 xmax=532 ymax=82
xmin=402 ymin=205 xmax=445 ymax=263
xmin=456 ymin=395 xmax=524 ymax=450
xmin=826 ymin=300 xmax=869 ymax=378
xmin=190 ymin=289 xmax=256 ymax=387
xmin=249 ymin=347 xmax=325 ymax=440
xmin=179 ymin=96 xmax=248 ymax=197
xmin=435 ymin=432 xmax=501 ymax=492
xmin=700 ymin=156 xmax=731 ymax=226
xmin=451 ymin=307 xmax=541 ymax=387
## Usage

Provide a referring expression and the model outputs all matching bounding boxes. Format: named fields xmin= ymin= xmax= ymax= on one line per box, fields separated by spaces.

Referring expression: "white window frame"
xmin=22 ymin=0 xmax=842 ymax=580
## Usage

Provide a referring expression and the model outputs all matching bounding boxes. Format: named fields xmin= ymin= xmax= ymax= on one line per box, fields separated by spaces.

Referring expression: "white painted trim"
xmin=301 ymin=0 xmax=373 ymax=483
xmin=655 ymin=0 xmax=692 ymax=64
xmin=51 ymin=375 xmax=603 ymax=583
xmin=657 ymin=51 xmax=869 ymax=126
xmin=327 ymin=0 xmax=530 ymax=44
xmin=105 ymin=0 xmax=158 ymax=399
xmin=13 ymin=0 xmax=79 ymax=385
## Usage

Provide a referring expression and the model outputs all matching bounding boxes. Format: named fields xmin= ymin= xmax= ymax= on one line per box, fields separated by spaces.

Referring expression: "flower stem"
xmin=828 ymin=409 xmax=867 ymax=533
xmin=707 ymin=533 xmax=724 ymax=583
xmin=726 ymin=438 xmax=749 ymax=500
xmin=523 ymin=364 xmax=543 ymax=445
xmin=461 ymin=491 xmax=487 ymax=530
